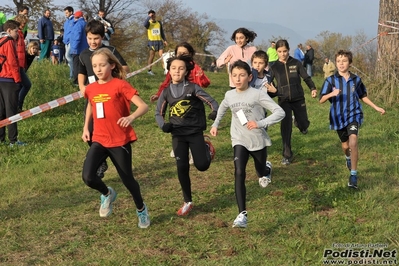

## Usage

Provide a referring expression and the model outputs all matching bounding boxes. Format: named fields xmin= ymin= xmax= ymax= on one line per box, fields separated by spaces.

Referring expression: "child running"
xmin=249 ymin=50 xmax=272 ymax=91
xmin=319 ymin=50 xmax=385 ymax=189
xmin=155 ymin=54 xmax=219 ymax=216
xmin=265 ymin=39 xmax=317 ymax=165
xmin=150 ymin=42 xmax=211 ymax=164
xmin=216 ymin=27 xmax=257 ymax=89
xmin=210 ymin=60 xmax=285 ymax=228
xmin=81 ymin=48 xmax=150 ymax=228
xmin=78 ymin=19 xmax=131 ymax=179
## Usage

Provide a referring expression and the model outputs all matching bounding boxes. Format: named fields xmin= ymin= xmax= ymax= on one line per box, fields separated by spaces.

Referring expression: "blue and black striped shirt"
xmin=320 ymin=72 xmax=367 ymax=130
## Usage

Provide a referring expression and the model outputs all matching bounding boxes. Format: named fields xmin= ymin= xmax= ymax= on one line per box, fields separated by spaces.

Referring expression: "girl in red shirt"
xmin=82 ymin=48 xmax=150 ymax=228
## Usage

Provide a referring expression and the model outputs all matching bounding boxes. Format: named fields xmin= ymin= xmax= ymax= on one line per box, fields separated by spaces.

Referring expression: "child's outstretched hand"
xmin=224 ymin=55 xmax=233 ymax=64
xmin=117 ymin=116 xmax=133 ymax=127
xmin=331 ymin=87 xmax=340 ymax=97
xmin=210 ymin=127 xmax=218 ymax=136
xmin=265 ymin=83 xmax=277 ymax=93
xmin=246 ymin=121 xmax=258 ymax=130
xmin=208 ymin=111 xmax=217 ymax=120
xmin=311 ymin=89 xmax=317 ymax=98
xmin=82 ymin=128 xmax=90 ymax=142
xmin=150 ymin=94 xmax=159 ymax=102
xmin=375 ymin=107 xmax=386 ymax=115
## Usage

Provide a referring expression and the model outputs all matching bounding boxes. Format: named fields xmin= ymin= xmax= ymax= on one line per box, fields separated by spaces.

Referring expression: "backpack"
xmin=0 ymin=36 xmax=14 ymax=73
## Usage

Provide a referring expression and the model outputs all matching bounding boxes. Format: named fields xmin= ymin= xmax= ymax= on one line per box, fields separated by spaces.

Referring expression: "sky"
xmin=183 ymin=0 xmax=380 ymax=40
xmin=2 ymin=0 xmax=380 ymax=39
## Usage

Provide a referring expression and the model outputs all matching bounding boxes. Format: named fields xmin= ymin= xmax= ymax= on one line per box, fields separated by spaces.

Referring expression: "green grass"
xmin=0 ymin=60 xmax=398 ymax=265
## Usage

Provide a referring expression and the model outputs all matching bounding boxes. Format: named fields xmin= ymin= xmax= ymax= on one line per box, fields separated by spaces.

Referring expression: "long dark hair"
xmin=166 ymin=55 xmax=195 ymax=78
xmin=230 ymin=28 xmax=257 ymax=43
xmin=174 ymin=42 xmax=195 ymax=57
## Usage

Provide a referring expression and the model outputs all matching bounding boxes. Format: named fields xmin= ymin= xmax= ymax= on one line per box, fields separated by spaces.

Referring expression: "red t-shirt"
xmin=85 ymin=78 xmax=139 ymax=147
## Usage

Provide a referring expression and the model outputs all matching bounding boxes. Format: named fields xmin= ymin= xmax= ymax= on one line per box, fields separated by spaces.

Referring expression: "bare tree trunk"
xmin=375 ymin=0 xmax=399 ymax=104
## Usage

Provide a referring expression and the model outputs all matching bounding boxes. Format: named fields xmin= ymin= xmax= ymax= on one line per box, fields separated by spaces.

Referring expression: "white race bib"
xmin=96 ymin=102 xmax=104 ymax=119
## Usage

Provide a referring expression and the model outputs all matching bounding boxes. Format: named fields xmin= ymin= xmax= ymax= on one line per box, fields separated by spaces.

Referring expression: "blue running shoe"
xmin=348 ymin=175 xmax=358 ymax=189
xmin=9 ymin=140 xmax=26 ymax=147
xmin=99 ymin=187 xmax=117 ymax=217
xmin=136 ymin=203 xmax=150 ymax=228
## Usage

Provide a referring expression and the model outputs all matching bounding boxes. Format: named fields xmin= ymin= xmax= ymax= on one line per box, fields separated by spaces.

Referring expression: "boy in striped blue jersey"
xmin=319 ymin=50 xmax=385 ymax=189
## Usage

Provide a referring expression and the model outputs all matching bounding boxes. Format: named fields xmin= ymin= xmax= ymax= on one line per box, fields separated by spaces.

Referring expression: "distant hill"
xmin=211 ymin=19 xmax=308 ymax=56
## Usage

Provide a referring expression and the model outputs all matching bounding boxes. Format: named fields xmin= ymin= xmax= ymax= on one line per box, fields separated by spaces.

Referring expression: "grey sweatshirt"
xmin=212 ymin=87 xmax=285 ymax=151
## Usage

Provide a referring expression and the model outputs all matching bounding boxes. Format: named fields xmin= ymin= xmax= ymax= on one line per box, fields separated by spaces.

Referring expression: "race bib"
xmin=88 ymin=75 xmax=96 ymax=84
xmin=236 ymin=109 xmax=248 ymax=126
xmin=96 ymin=102 xmax=104 ymax=119
xmin=151 ymin=28 xmax=160 ymax=36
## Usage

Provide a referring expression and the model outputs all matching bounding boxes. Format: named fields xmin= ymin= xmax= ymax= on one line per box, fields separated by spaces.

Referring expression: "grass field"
xmin=0 ymin=60 xmax=398 ymax=265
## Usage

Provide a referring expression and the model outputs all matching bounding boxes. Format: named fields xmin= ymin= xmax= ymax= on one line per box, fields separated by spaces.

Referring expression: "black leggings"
xmin=172 ymin=132 xmax=211 ymax=203
xmin=82 ymin=142 xmax=144 ymax=210
xmin=279 ymin=99 xmax=310 ymax=159
xmin=234 ymin=145 xmax=270 ymax=213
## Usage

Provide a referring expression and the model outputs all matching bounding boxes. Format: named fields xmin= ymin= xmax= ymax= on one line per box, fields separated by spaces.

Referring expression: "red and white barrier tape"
xmin=353 ymin=21 xmax=399 ymax=52
xmin=378 ymin=21 xmax=399 ymax=31
xmin=0 ymin=54 xmax=168 ymax=128
xmin=0 ymin=91 xmax=83 ymax=128
xmin=126 ymin=53 xmax=167 ymax=78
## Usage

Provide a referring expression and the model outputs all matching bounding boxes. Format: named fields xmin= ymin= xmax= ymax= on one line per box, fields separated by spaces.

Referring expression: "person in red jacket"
xmin=0 ymin=20 xmax=23 ymax=146
xmin=14 ymin=14 xmax=31 ymax=112
xmin=150 ymin=42 xmax=210 ymax=102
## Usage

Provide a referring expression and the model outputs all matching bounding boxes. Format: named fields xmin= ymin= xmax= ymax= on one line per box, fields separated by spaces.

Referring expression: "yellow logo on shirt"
xmin=93 ymin=94 xmax=111 ymax=103
xmin=170 ymin=100 xmax=191 ymax=117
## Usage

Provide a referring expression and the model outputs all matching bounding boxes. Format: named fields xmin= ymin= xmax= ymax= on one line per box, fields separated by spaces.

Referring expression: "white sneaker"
xmin=232 ymin=211 xmax=247 ymax=228
xmin=147 ymin=70 xmax=155 ymax=76
xmin=259 ymin=161 xmax=272 ymax=188
xmin=170 ymin=149 xmax=175 ymax=158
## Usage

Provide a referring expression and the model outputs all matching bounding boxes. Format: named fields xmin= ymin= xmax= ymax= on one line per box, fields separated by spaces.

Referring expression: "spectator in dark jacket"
xmin=38 ymin=9 xmax=54 ymax=60
xmin=303 ymin=44 xmax=314 ymax=77
xmin=56 ymin=29 xmax=65 ymax=64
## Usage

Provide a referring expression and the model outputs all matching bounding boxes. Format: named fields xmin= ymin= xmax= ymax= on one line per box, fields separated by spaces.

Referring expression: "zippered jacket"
xmin=0 ymin=34 xmax=21 ymax=83
xmin=269 ymin=56 xmax=315 ymax=103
